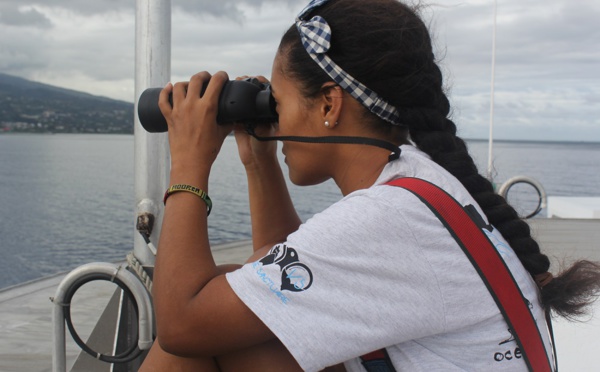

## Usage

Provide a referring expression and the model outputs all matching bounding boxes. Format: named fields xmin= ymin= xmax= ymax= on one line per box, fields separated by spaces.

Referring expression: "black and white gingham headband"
xmin=295 ymin=0 xmax=402 ymax=126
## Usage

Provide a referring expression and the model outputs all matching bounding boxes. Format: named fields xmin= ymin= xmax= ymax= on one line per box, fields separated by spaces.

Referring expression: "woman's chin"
xmin=288 ymin=171 xmax=329 ymax=187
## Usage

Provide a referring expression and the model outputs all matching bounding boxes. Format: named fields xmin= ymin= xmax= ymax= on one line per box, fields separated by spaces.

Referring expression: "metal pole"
xmin=134 ymin=0 xmax=171 ymax=266
xmin=487 ymin=0 xmax=497 ymax=182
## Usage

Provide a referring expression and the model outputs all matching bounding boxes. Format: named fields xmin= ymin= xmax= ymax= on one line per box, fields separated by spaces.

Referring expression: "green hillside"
xmin=0 ymin=73 xmax=134 ymax=134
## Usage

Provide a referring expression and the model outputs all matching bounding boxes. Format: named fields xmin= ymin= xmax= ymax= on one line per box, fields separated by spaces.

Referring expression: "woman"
xmin=140 ymin=0 xmax=600 ymax=371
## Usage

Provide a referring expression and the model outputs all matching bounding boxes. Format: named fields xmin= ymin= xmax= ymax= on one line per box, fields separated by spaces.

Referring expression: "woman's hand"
xmin=159 ymin=71 xmax=232 ymax=176
xmin=232 ymin=75 xmax=278 ymax=171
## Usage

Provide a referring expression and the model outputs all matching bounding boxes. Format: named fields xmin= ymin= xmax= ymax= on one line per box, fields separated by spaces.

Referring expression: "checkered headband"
xmin=295 ymin=0 xmax=402 ymax=126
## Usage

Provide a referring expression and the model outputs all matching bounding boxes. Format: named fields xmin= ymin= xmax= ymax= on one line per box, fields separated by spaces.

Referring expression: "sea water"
xmin=1 ymin=134 xmax=599 ymax=289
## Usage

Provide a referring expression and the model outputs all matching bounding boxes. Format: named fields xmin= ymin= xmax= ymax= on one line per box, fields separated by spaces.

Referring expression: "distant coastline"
xmin=2 ymin=73 xmax=597 ymax=143
xmin=0 ymin=72 xmax=134 ymax=135
xmin=2 ymin=132 xmax=598 ymax=146
xmin=465 ymin=138 xmax=600 ymax=145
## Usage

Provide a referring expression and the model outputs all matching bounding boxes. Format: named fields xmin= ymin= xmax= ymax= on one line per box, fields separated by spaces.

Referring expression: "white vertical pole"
xmin=487 ymin=0 xmax=497 ymax=182
xmin=134 ymin=0 xmax=171 ymax=266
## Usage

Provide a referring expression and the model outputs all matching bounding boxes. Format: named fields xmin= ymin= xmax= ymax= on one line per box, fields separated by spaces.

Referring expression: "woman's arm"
xmin=241 ymin=141 xmax=301 ymax=251
xmin=152 ymin=72 xmax=278 ymax=357
xmin=233 ymin=76 xmax=301 ymax=251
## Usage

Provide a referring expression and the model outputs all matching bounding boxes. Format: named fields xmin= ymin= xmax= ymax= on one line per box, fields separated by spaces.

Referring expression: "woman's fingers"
xmin=162 ymin=72 xmax=227 ymax=127
xmin=254 ymin=75 xmax=269 ymax=84
xmin=158 ymin=82 xmax=174 ymax=118
xmin=187 ymin=71 xmax=212 ymax=101
xmin=202 ymin=71 xmax=229 ymax=111
xmin=234 ymin=75 xmax=270 ymax=84
xmin=172 ymin=81 xmax=188 ymax=104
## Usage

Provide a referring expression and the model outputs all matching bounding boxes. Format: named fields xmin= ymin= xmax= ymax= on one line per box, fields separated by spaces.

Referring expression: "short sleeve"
xmin=226 ymin=187 xmax=453 ymax=371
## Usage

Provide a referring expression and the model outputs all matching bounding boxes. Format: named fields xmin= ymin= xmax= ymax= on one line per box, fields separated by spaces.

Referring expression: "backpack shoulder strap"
xmin=360 ymin=177 xmax=553 ymax=372
xmin=360 ymin=348 xmax=396 ymax=372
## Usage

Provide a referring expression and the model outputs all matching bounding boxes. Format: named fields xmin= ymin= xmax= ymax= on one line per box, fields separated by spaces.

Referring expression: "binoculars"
xmin=137 ymin=78 xmax=278 ymax=133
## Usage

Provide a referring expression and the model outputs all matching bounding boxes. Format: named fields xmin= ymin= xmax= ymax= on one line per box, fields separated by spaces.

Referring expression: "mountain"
xmin=0 ymin=73 xmax=134 ymax=134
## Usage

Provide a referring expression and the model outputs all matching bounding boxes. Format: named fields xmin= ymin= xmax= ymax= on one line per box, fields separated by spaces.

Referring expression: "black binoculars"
xmin=137 ymin=78 xmax=278 ymax=133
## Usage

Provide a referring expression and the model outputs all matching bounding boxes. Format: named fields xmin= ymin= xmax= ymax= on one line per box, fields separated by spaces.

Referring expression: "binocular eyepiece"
xmin=137 ymin=78 xmax=278 ymax=133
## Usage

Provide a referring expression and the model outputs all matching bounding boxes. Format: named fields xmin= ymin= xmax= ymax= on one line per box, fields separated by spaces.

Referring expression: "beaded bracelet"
xmin=163 ymin=184 xmax=212 ymax=216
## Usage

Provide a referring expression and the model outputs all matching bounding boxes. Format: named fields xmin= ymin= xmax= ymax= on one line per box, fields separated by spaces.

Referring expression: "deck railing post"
xmin=134 ymin=0 xmax=172 ymax=267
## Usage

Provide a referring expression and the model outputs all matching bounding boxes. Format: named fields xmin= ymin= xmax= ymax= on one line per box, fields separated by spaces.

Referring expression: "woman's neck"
xmin=333 ymin=146 xmax=392 ymax=196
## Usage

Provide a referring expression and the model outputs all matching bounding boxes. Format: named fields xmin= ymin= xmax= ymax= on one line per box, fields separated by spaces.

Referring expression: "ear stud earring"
xmin=324 ymin=121 xmax=330 ymax=127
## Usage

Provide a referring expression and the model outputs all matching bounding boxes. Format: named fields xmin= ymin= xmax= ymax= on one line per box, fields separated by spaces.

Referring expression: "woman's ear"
xmin=320 ymin=83 xmax=343 ymax=128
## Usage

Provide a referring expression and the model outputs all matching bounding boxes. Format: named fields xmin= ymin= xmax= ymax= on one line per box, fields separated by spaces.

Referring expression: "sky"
xmin=0 ymin=0 xmax=598 ymax=142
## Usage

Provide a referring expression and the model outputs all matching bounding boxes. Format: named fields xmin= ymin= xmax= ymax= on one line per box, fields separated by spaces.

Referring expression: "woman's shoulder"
xmin=370 ymin=144 xmax=486 ymax=216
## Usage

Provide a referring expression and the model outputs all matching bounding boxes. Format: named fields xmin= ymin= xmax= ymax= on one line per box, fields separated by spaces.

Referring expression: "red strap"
xmin=360 ymin=349 xmax=387 ymax=362
xmin=383 ymin=178 xmax=551 ymax=371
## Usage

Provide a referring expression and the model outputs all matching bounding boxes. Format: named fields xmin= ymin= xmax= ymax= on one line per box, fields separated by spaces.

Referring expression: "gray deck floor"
xmin=0 ymin=240 xmax=253 ymax=372
xmin=2 ymin=219 xmax=600 ymax=372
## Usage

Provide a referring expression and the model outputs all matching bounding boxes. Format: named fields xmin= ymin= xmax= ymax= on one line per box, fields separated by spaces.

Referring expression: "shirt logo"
xmin=259 ymin=244 xmax=314 ymax=292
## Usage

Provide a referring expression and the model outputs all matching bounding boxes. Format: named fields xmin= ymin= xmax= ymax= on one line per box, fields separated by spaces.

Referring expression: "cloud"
xmin=0 ymin=4 xmax=52 ymax=28
xmin=169 ymin=3 xmax=296 ymax=81
xmin=155 ymin=0 xmax=299 ymax=21
xmin=453 ymin=85 xmax=600 ymax=141
xmin=0 ymin=0 xmax=298 ymax=24
xmin=425 ymin=0 xmax=600 ymax=141
xmin=0 ymin=0 xmax=598 ymax=141
xmin=0 ymin=1 xmax=299 ymax=102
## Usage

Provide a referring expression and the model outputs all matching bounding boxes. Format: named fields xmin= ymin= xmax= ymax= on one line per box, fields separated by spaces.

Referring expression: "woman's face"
xmin=270 ymin=53 xmax=333 ymax=186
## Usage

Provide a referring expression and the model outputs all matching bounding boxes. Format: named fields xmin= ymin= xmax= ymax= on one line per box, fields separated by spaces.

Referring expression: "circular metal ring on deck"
xmin=498 ymin=176 xmax=547 ymax=219
xmin=63 ymin=273 xmax=143 ymax=364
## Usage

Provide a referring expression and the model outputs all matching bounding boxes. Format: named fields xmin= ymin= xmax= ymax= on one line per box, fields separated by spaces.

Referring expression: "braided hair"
xmin=278 ymin=0 xmax=600 ymax=319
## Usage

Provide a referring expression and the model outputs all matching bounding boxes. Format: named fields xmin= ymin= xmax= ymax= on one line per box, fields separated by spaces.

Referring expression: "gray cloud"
xmin=0 ymin=4 xmax=52 ymax=28
xmin=0 ymin=0 xmax=598 ymax=141
xmin=432 ymin=0 xmax=600 ymax=76
xmin=0 ymin=0 xmax=298 ymax=24
xmin=0 ymin=1 xmax=126 ymax=22
xmin=169 ymin=0 xmax=298 ymax=20
xmin=426 ymin=0 xmax=600 ymax=141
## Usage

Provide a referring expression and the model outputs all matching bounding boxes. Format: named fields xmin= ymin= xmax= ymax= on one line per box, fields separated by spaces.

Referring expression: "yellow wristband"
xmin=163 ymin=184 xmax=212 ymax=216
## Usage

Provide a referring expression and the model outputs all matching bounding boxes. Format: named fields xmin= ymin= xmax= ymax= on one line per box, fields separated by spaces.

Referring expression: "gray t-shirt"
xmin=226 ymin=145 xmax=553 ymax=371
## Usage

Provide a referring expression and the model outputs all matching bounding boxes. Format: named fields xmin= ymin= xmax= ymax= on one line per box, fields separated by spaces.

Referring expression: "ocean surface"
xmin=1 ymin=134 xmax=599 ymax=289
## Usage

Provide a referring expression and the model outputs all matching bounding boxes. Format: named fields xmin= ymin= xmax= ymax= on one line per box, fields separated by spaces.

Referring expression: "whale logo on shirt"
xmin=259 ymin=244 xmax=314 ymax=292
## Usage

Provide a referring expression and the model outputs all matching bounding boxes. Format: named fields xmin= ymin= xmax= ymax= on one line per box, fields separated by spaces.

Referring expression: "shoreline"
xmin=2 ymin=132 xmax=600 ymax=145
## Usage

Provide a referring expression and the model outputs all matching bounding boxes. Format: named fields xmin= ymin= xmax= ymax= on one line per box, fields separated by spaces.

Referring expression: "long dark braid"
xmin=279 ymin=0 xmax=600 ymax=318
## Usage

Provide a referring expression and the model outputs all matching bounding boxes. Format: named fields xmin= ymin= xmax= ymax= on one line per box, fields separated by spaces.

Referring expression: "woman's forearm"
xmin=245 ymin=156 xmax=301 ymax=251
xmin=152 ymin=166 xmax=276 ymax=355
xmin=153 ymin=166 xmax=217 ymax=329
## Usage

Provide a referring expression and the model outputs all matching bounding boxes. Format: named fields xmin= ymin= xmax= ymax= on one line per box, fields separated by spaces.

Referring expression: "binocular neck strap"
xmin=246 ymin=126 xmax=401 ymax=162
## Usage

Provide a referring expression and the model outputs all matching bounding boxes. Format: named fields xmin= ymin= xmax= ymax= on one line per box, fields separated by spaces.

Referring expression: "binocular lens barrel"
xmin=137 ymin=79 xmax=278 ymax=133
xmin=137 ymin=88 xmax=168 ymax=133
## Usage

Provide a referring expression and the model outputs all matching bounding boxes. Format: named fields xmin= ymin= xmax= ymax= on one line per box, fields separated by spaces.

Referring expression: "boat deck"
xmin=2 ymin=219 xmax=600 ymax=371
xmin=0 ymin=240 xmax=253 ymax=372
